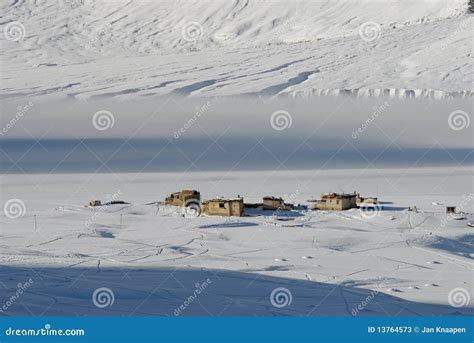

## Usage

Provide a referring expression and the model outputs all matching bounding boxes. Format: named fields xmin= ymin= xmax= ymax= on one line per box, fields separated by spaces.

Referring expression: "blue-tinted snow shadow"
xmin=1 ymin=138 xmax=472 ymax=174
xmin=359 ymin=206 xmax=407 ymax=211
xmin=423 ymin=234 xmax=474 ymax=260
xmin=198 ymin=222 xmax=259 ymax=229
xmin=244 ymin=208 xmax=305 ymax=218
xmin=0 ymin=265 xmax=471 ymax=317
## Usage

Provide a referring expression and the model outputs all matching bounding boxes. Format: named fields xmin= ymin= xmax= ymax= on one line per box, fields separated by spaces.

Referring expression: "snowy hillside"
xmin=1 ymin=0 xmax=472 ymax=100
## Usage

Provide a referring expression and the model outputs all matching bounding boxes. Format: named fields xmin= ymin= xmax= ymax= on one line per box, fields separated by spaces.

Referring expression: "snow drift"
xmin=1 ymin=0 xmax=472 ymax=100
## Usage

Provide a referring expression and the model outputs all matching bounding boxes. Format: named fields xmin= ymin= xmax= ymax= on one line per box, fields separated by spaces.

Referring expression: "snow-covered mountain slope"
xmin=1 ymin=0 xmax=472 ymax=100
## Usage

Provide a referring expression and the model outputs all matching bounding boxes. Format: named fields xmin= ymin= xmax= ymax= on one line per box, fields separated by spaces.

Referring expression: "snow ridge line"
xmin=287 ymin=88 xmax=473 ymax=100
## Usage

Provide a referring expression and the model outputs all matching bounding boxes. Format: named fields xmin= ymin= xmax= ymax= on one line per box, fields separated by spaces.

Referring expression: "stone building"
xmin=89 ymin=200 xmax=102 ymax=207
xmin=262 ymin=196 xmax=293 ymax=211
xmin=165 ymin=190 xmax=200 ymax=207
xmin=202 ymin=198 xmax=244 ymax=217
xmin=313 ymin=192 xmax=357 ymax=211
xmin=356 ymin=193 xmax=378 ymax=205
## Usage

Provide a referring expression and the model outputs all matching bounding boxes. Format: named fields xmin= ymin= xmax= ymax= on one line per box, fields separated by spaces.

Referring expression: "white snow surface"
xmin=1 ymin=0 xmax=473 ymax=100
xmin=1 ymin=167 xmax=473 ymax=316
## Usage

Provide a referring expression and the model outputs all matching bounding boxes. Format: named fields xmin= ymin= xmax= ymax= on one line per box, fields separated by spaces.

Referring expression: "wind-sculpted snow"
xmin=1 ymin=0 xmax=472 ymax=100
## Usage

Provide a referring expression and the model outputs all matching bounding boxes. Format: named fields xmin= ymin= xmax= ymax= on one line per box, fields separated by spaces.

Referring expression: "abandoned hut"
xmin=313 ymin=192 xmax=357 ymax=211
xmin=165 ymin=190 xmax=200 ymax=207
xmin=89 ymin=200 xmax=102 ymax=207
xmin=88 ymin=200 xmax=129 ymax=207
xmin=202 ymin=198 xmax=244 ymax=217
xmin=356 ymin=193 xmax=378 ymax=205
xmin=262 ymin=196 xmax=293 ymax=211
